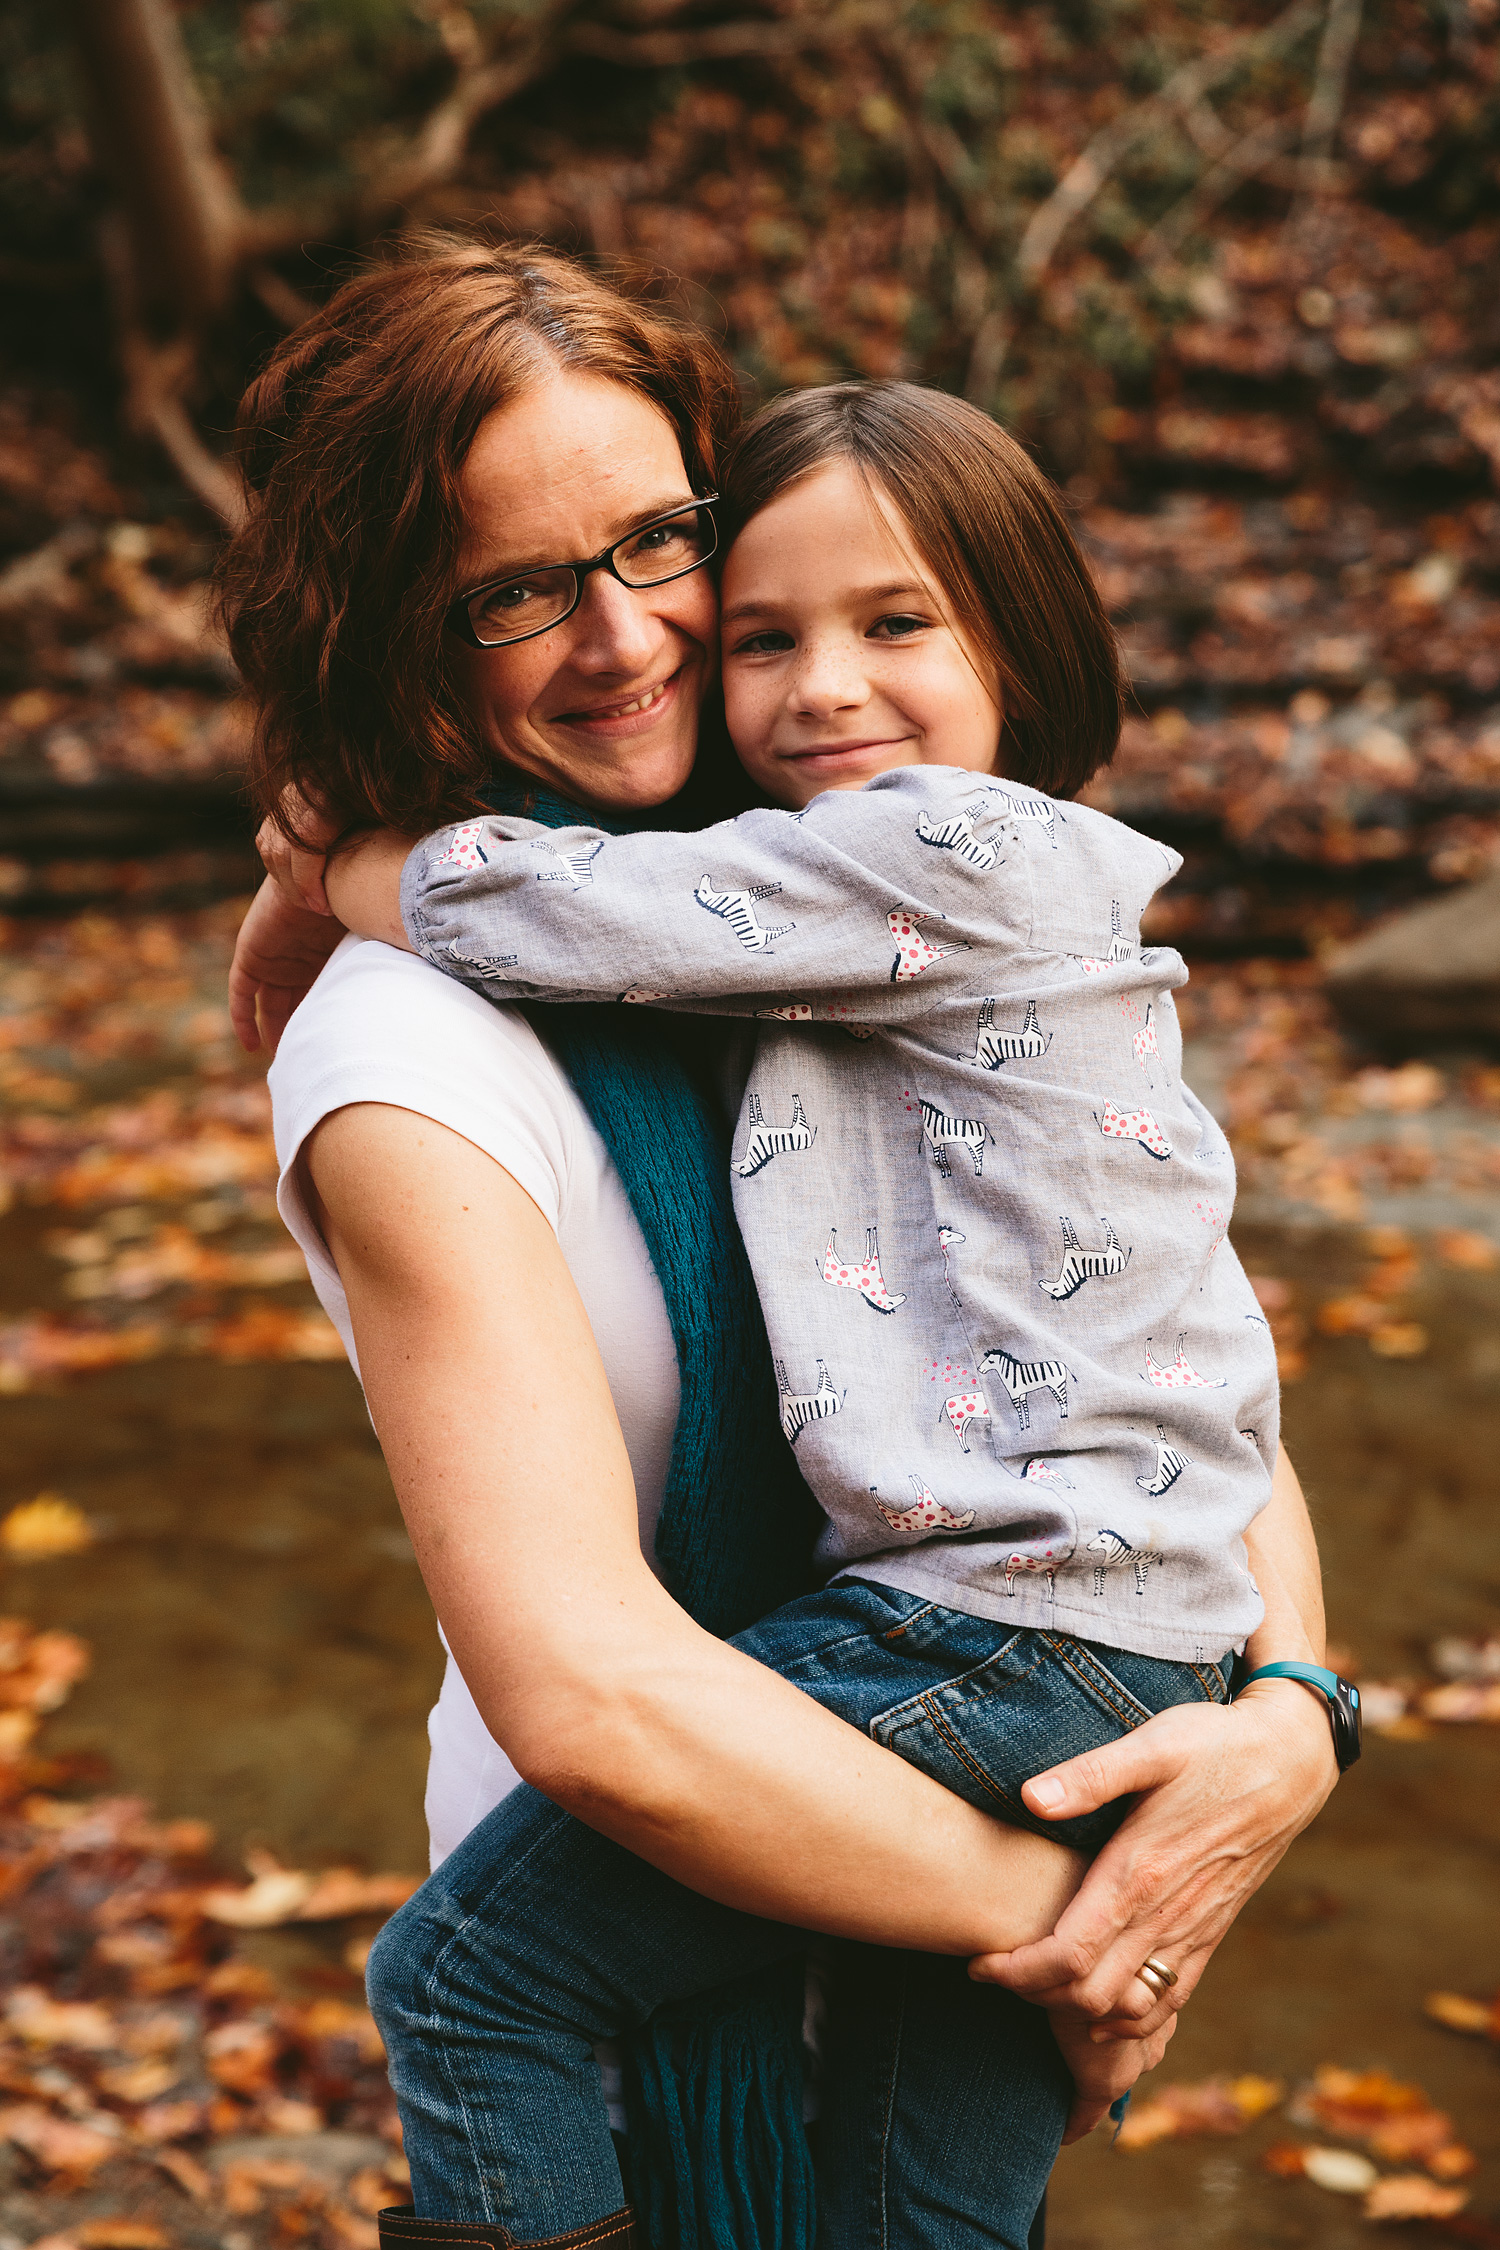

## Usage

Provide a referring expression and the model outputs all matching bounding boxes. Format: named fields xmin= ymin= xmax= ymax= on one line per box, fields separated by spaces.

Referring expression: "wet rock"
xmin=1322 ymin=871 xmax=1500 ymax=1046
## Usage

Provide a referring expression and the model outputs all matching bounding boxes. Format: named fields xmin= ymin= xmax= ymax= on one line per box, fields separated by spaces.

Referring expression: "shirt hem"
xmin=832 ymin=1558 xmax=1252 ymax=1666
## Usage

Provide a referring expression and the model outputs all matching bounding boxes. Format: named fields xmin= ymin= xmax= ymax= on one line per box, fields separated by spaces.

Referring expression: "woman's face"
xmin=447 ymin=371 xmax=718 ymax=811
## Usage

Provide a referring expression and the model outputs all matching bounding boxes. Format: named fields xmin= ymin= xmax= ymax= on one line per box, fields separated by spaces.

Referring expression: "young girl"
xmin=315 ymin=382 xmax=1294 ymax=2244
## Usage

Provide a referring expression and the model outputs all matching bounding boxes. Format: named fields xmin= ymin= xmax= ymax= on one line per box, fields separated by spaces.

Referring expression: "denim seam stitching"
xmin=867 ymin=1630 xmax=1042 ymax=1739
xmin=1041 ymin=1634 xmax=1150 ymax=1730
xmin=880 ymin=1600 xmax=938 ymax=1642
xmin=914 ymin=1695 xmax=1024 ymax=1815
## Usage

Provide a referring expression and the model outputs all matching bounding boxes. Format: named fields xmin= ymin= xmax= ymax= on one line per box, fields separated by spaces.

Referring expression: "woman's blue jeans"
xmin=368 ymin=1581 xmax=1232 ymax=2249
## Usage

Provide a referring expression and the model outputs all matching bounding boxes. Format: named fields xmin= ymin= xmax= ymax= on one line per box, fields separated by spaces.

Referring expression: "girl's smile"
xmin=719 ymin=462 xmax=1004 ymax=808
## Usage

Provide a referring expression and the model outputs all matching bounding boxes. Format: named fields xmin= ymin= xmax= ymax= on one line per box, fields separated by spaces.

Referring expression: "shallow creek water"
xmin=2 ymin=1213 xmax=1497 ymax=2246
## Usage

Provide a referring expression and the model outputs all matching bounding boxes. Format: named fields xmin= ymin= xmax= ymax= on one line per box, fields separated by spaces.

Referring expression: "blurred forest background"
xmin=1 ymin=6 xmax=1499 ymax=2250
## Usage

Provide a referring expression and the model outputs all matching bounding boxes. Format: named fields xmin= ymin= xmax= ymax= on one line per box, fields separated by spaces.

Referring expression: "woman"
xmin=226 ymin=237 xmax=1339 ymax=2250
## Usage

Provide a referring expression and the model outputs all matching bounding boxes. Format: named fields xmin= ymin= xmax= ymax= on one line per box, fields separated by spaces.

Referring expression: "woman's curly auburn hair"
xmin=215 ymin=236 xmax=742 ymax=839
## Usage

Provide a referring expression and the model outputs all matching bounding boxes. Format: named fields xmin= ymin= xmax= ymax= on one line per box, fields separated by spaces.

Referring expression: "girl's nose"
xmin=788 ymin=640 xmax=871 ymax=718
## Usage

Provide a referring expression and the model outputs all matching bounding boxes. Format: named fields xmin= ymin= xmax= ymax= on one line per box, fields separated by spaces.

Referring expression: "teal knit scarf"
xmin=481 ymin=781 xmax=821 ymax=2250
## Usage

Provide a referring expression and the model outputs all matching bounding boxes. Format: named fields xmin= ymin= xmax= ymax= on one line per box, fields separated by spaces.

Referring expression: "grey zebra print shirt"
xmin=402 ymin=767 xmax=1277 ymax=1665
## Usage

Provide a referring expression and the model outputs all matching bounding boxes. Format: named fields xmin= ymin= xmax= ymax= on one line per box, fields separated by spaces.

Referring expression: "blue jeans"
xmin=369 ymin=1582 xmax=1232 ymax=2249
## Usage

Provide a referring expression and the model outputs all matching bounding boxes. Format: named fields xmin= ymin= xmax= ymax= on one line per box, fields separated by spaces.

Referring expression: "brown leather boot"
xmin=378 ymin=2204 xmax=640 ymax=2250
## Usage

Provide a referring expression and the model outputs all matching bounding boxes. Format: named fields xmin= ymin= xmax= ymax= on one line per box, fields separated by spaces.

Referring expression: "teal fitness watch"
xmin=1236 ymin=1660 xmax=1362 ymax=1771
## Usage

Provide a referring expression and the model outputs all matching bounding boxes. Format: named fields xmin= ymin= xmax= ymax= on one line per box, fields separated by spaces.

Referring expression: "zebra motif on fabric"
xmin=1137 ymin=1426 xmax=1191 ymax=1496
xmin=874 ymin=1476 xmax=976 ymax=1533
xmin=992 ymin=789 xmax=1059 ymax=848
xmin=694 ymin=875 xmax=795 ymax=953
xmin=733 ymin=1092 xmax=816 ymax=1179
xmin=822 ymin=1226 xmax=906 ymax=1314
xmin=532 ymin=839 xmax=605 ymax=888
xmin=964 ymin=997 xmax=1051 ymax=1071
xmin=919 ymin=1098 xmax=989 ymax=1179
xmin=776 ymin=1358 xmax=845 ymax=1445
xmin=446 ymin=942 xmax=518 ymax=979
xmin=1088 ymin=1527 xmax=1165 ymax=1596
xmin=977 ymin=1347 xmax=1072 ymax=1432
xmin=914 ymin=794 xmax=1006 ymax=872
xmin=1037 ymin=1215 xmax=1132 ymax=1302
xmin=1076 ymin=899 xmax=1137 ymax=974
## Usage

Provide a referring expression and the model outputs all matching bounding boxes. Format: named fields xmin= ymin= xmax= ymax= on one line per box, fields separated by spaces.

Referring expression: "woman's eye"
xmin=731 ymin=630 xmax=795 ymax=655
xmin=871 ymin=613 xmax=930 ymax=640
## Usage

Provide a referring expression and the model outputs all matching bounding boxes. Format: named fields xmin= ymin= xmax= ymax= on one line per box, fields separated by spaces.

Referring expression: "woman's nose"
xmin=789 ymin=641 xmax=870 ymax=718
xmin=567 ymin=569 xmax=666 ymax=675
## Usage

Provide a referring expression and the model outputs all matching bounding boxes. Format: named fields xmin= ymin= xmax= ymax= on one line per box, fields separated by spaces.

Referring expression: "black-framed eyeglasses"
xmin=446 ymin=496 xmax=720 ymax=649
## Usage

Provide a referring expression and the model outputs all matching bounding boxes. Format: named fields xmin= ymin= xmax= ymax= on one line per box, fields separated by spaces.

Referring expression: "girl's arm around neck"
xmin=304 ymin=1097 xmax=1083 ymax=1959
xmin=336 ymin=772 xmax=1052 ymax=1021
xmin=324 ymin=831 xmax=415 ymax=952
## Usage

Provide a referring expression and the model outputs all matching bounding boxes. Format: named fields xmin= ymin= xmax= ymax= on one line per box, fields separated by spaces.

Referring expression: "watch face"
xmin=1332 ymin=1678 xmax=1362 ymax=1770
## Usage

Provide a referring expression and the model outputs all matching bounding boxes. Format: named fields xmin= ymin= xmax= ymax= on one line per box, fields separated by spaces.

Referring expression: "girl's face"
xmin=719 ymin=462 xmax=1003 ymax=809
xmin=448 ymin=371 xmax=718 ymax=812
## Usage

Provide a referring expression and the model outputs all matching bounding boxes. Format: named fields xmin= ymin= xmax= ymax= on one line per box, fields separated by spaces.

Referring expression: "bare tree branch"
xmin=248 ymin=264 xmax=317 ymax=328
xmin=1298 ymin=0 xmax=1365 ymax=186
xmin=1014 ymin=0 xmax=1322 ymax=284
xmin=1138 ymin=112 xmax=1295 ymax=262
xmin=871 ymin=33 xmax=996 ymax=251
xmin=964 ymin=307 xmax=1010 ymax=405
xmin=145 ymin=392 xmax=248 ymax=528
xmin=72 ymin=0 xmax=247 ymax=328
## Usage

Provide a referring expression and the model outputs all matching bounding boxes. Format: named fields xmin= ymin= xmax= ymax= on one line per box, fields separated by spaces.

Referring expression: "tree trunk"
xmin=71 ymin=0 xmax=244 ymax=337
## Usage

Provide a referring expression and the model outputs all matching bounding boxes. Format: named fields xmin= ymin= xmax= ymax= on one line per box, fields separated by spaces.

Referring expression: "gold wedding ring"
xmin=1136 ymin=1958 xmax=1177 ymax=2003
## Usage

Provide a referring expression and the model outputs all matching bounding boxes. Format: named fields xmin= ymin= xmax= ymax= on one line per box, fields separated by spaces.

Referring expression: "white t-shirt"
xmin=271 ymin=936 xmax=823 ymax=2124
xmin=269 ymin=935 xmax=682 ymax=1868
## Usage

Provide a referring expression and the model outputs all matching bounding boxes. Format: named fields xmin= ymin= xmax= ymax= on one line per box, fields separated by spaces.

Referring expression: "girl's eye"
xmin=731 ymin=630 xmax=795 ymax=655
xmin=871 ymin=613 xmax=930 ymax=640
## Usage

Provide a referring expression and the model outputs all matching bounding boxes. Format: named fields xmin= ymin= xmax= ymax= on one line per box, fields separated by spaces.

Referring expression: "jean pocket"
xmin=867 ymin=1631 xmax=1225 ymax=1850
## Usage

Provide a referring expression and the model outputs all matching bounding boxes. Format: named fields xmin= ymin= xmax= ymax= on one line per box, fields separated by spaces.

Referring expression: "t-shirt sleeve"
xmin=269 ymin=938 xmax=577 ymax=1341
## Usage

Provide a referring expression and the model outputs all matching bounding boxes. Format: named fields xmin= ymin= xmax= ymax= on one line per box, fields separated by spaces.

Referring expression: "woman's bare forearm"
xmin=1241 ymin=1443 xmax=1325 ymax=1670
xmin=306 ymin=1101 xmax=1084 ymax=1959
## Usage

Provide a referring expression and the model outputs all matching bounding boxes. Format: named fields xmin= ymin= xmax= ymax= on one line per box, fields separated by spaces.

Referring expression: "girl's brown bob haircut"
xmin=721 ymin=381 xmax=1124 ymax=799
xmin=216 ymin=236 xmax=742 ymax=836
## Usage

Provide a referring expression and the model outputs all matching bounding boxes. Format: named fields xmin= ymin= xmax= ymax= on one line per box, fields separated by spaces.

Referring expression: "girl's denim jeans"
xmin=368 ymin=1580 xmax=1232 ymax=2250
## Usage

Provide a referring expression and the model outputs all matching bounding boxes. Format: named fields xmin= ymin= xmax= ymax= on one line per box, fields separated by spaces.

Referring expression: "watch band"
xmin=1236 ymin=1660 xmax=1362 ymax=1770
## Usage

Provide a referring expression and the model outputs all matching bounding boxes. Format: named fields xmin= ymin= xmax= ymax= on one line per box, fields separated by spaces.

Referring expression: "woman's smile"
xmin=553 ymin=666 xmax=683 ymax=736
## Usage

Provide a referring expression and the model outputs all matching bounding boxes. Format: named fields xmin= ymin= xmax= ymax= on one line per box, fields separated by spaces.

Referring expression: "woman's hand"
xmin=1048 ymin=2001 xmax=1177 ymax=2144
xmin=968 ymin=1681 xmax=1337 ymax=2037
xmin=229 ymin=876 xmax=345 ymax=1054
xmin=256 ymin=786 xmax=342 ymax=916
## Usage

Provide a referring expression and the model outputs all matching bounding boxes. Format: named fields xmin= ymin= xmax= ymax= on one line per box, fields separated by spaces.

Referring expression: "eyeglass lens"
xmin=465 ymin=505 xmax=714 ymax=646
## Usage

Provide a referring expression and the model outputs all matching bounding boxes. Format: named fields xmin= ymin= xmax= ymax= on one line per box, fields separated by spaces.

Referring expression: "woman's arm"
xmin=305 ymin=1095 xmax=1089 ymax=1955
xmin=968 ymin=1444 xmax=1338 ymax=2032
